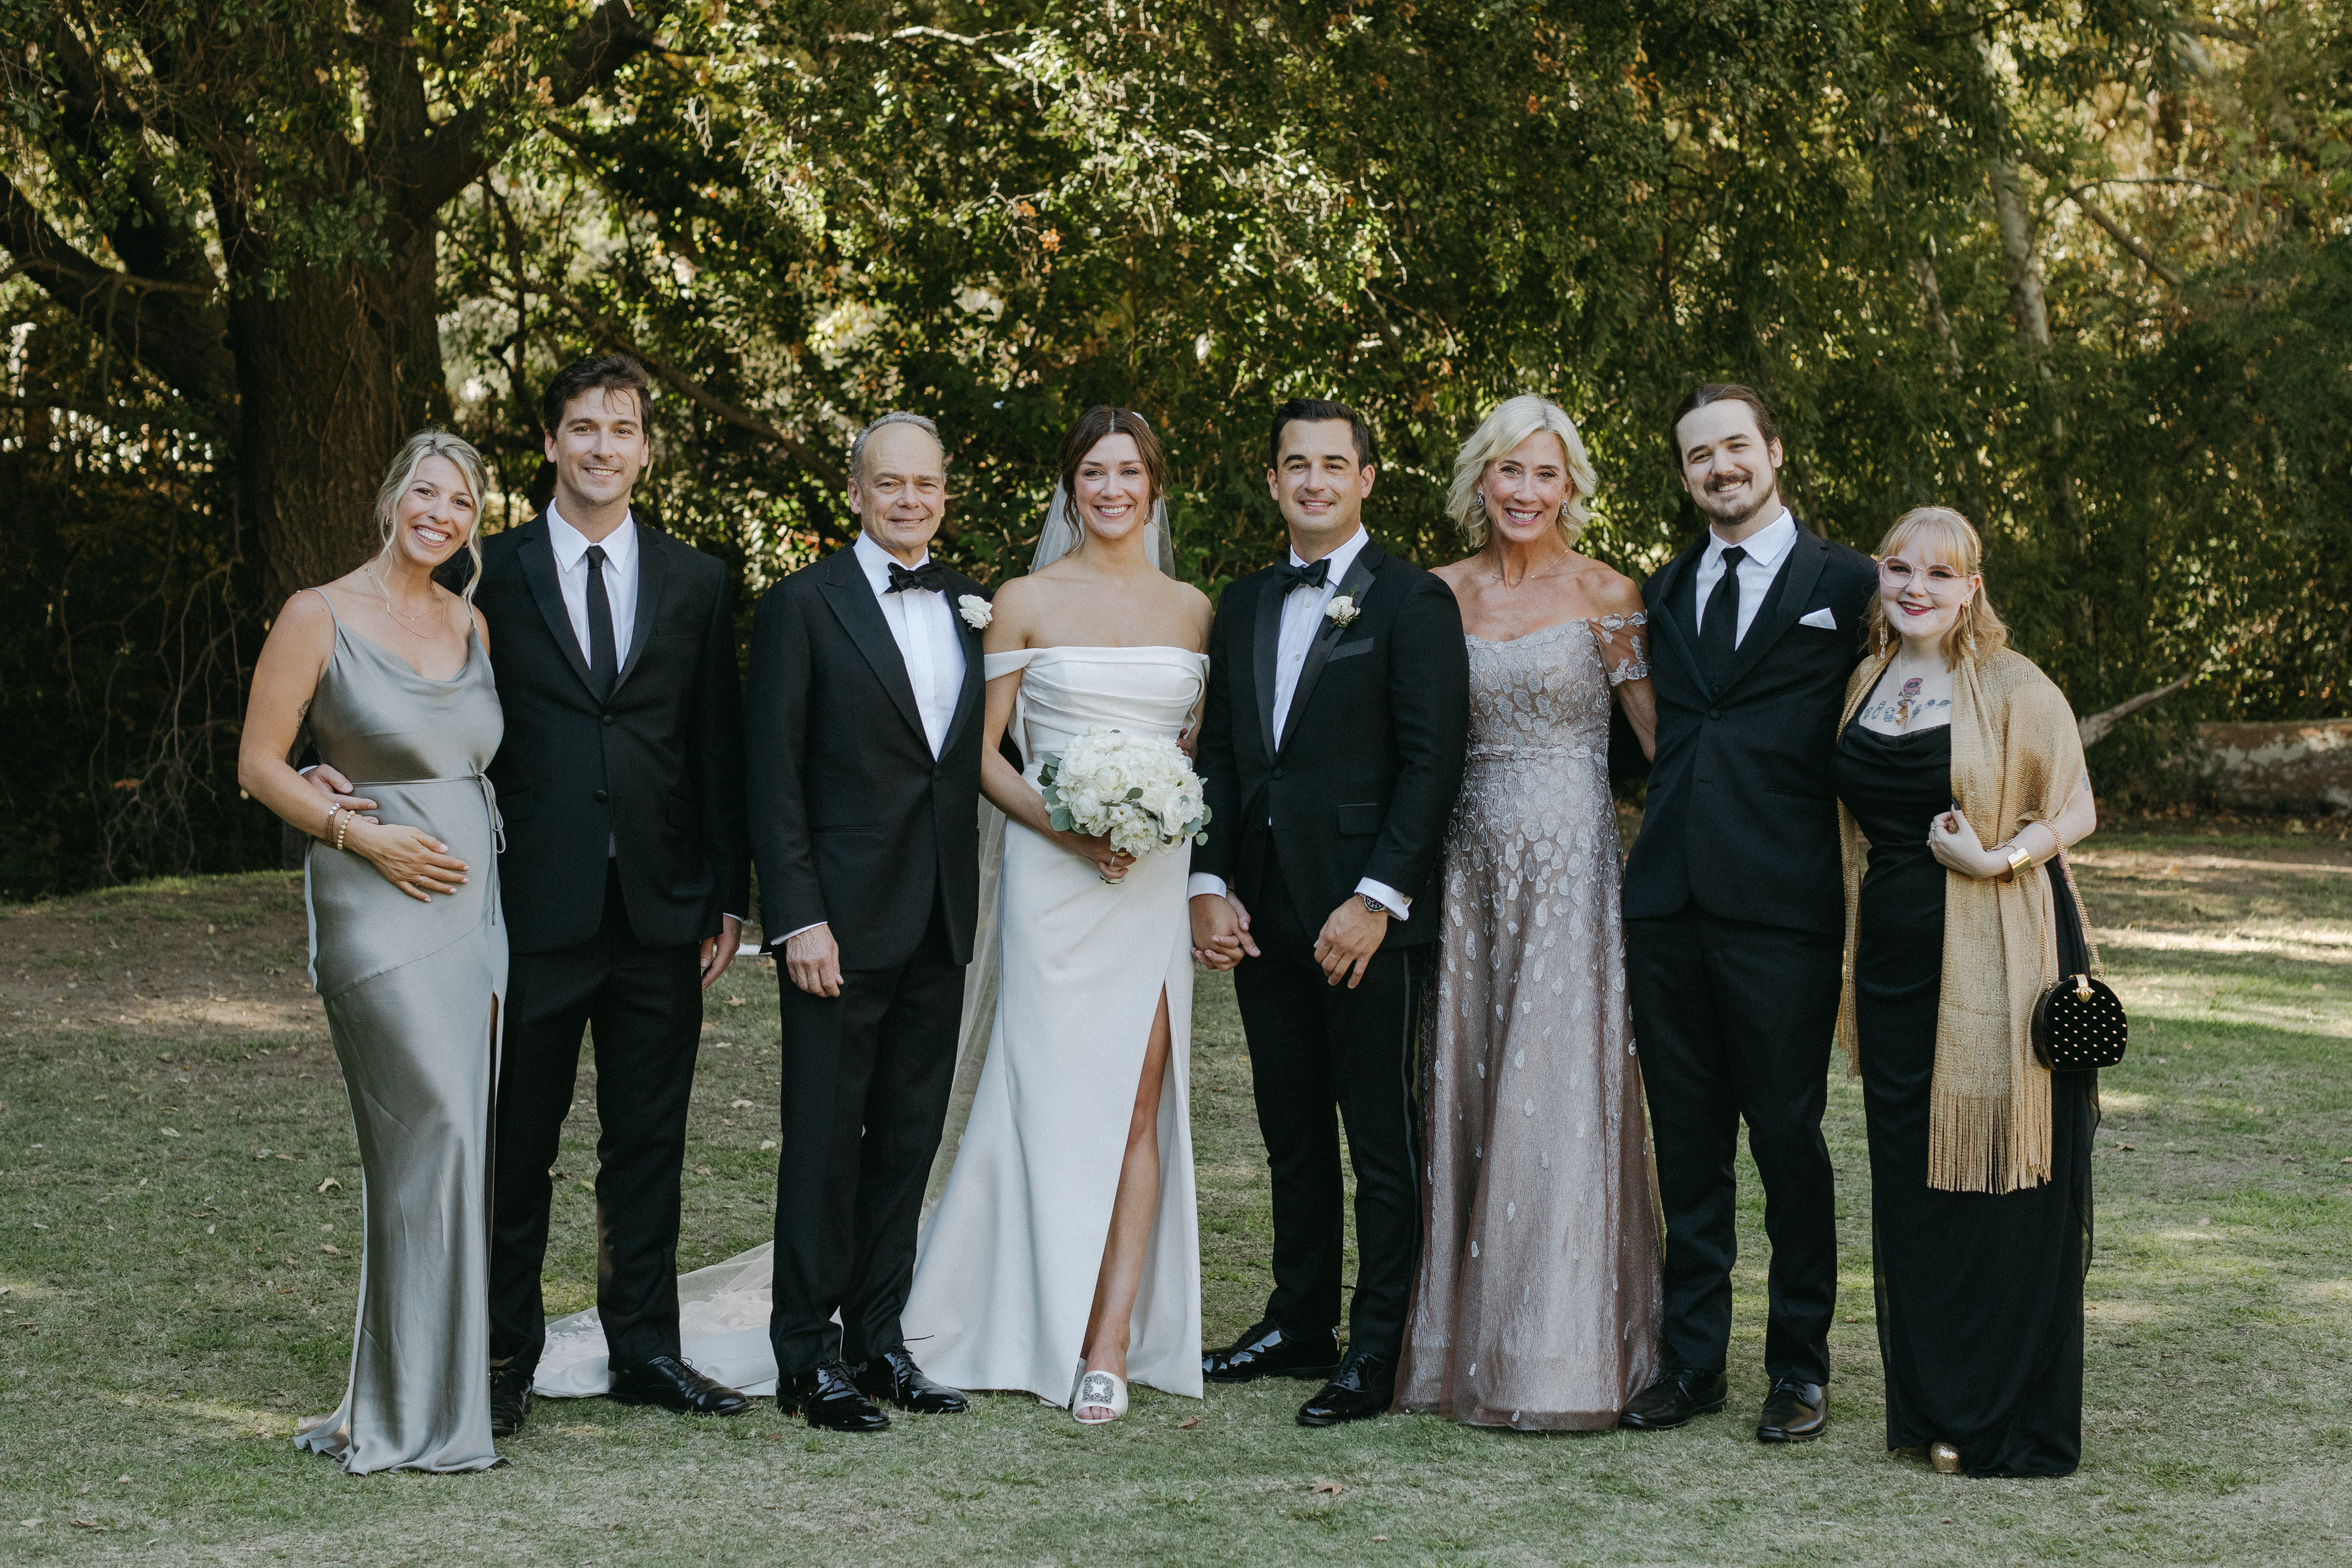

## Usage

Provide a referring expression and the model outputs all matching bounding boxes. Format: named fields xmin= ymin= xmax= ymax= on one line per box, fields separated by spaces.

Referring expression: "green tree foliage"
xmin=2 ymin=0 xmax=2348 ymax=892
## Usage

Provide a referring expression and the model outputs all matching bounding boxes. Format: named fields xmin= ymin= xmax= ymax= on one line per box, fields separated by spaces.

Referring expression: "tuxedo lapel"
xmin=515 ymin=513 xmax=598 ymax=697
xmin=1648 ymin=540 xmax=1710 ymax=697
xmin=1251 ymin=575 xmax=1282 ymax=763
xmin=1718 ymin=531 xmax=1829 ymax=697
xmin=1278 ymin=544 xmax=1382 ymax=754
xmin=817 ymin=550 xmax=927 ymax=744
xmin=936 ymin=575 xmax=987 ymax=758
xmin=609 ymin=527 xmax=668 ymax=696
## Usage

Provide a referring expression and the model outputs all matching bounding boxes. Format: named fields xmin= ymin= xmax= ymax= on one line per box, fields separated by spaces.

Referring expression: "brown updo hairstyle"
xmin=1056 ymin=406 xmax=1169 ymax=533
xmin=1865 ymin=505 xmax=2010 ymax=669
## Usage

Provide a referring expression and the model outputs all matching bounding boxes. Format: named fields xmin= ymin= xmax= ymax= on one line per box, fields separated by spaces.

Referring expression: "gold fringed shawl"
xmin=1833 ymin=647 xmax=2101 ymax=1194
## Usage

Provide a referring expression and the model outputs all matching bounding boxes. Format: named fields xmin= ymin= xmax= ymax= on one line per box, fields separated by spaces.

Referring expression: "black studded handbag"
xmin=2030 ymin=971 xmax=2128 ymax=1071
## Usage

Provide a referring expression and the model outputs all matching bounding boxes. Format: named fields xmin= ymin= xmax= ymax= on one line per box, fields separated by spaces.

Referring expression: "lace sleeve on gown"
xmin=1591 ymin=611 xmax=1649 ymax=687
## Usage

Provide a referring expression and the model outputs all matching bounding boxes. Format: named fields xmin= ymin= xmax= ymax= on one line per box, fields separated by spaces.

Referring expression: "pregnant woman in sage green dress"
xmin=237 ymin=430 xmax=507 ymax=1474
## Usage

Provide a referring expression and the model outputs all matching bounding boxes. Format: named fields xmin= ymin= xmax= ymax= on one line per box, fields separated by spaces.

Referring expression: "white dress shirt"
xmin=547 ymin=502 xmax=640 ymax=670
xmin=1188 ymin=526 xmax=1412 ymax=920
xmin=852 ymin=532 xmax=967 ymax=758
xmin=1691 ymin=506 xmax=1796 ymax=646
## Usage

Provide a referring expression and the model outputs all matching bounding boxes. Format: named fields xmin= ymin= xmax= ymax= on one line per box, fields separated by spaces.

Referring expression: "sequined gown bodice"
xmin=1399 ymin=614 xmax=1665 ymax=1429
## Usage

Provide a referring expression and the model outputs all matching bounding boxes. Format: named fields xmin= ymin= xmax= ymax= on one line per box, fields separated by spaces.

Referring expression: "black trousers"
xmin=1232 ymin=855 xmax=1428 ymax=1360
xmin=491 ymin=861 xmax=704 ymax=1375
xmin=768 ymin=899 xmax=964 ymax=1379
xmin=1626 ymin=904 xmax=1842 ymax=1386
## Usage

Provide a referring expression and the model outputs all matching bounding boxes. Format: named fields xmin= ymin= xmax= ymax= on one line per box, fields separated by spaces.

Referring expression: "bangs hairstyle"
xmin=1057 ymin=405 xmax=1169 ymax=510
xmin=373 ymin=428 xmax=491 ymax=603
xmin=1447 ymin=394 xmax=1599 ymax=546
xmin=1866 ymin=505 xmax=2009 ymax=669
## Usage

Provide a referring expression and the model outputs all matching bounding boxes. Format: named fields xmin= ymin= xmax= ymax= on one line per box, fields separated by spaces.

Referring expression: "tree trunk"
xmin=227 ymin=252 xmax=440 ymax=606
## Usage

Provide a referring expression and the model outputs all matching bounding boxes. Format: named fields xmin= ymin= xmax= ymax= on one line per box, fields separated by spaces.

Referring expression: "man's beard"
xmin=1700 ymin=476 xmax=1776 ymax=531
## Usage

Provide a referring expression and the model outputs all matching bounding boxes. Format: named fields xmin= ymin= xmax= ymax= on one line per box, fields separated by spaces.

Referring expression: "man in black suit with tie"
xmin=1190 ymin=399 xmax=1470 ymax=1427
xmin=1617 ymin=384 xmax=1876 ymax=1444
xmin=476 ymin=354 xmax=754 ymax=1433
xmin=746 ymin=412 xmax=989 ymax=1432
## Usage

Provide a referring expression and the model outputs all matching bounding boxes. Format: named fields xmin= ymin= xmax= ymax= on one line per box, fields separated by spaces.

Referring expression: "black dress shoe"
xmin=488 ymin=1364 xmax=533 ymax=1438
xmin=783 ymin=1360 xmax=891 ymax=1432
xmin=1297 ymin=1350 xmax=1397 ymax=1427
xmin=1619 ymin=1367 xmax=1729 ymax=1430
xmin=1203 ymin=1320 xmax=1343 ymax=1384
xmin=854 ymin=1349 xmax=969 ymax=1414
xmin=1756 ymin=1378 xmax=1827 ymax=1443
xmin=607 ymin=1355 xmax=755 ymax=1417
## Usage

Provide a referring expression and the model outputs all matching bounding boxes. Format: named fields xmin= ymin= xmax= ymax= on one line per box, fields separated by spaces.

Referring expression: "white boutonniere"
xmin=957 ymin=594 xmax=993 ymax=629
xmin=1324 ymin=593 xmax=1361 ymax=628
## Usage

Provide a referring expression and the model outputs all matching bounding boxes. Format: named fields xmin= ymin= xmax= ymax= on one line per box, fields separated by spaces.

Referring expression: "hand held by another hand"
xmin=1189 ymin=890 xmax=1257 ymax=970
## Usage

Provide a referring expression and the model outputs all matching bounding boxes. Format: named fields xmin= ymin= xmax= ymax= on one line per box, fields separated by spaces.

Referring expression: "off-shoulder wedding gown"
xmin=903 ymin=644 xmax=1207 ymax=1404
xmin=532 ymin=645 xmax=1207 ymax=1405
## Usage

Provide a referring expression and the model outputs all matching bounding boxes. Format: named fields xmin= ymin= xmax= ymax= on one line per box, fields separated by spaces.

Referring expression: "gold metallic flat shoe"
xmin=1929 ymin=1441 xmax=1962 ymax=1474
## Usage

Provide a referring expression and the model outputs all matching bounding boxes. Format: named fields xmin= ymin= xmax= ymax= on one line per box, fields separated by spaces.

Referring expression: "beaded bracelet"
xmin=333 ymin=808 xmax=352 ymax=853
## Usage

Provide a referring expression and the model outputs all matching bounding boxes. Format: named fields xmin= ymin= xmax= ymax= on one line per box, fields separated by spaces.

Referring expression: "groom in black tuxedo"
xmin=478 ymin=354 xmax=754 ymax=1432
xmin=1618 ymin=384 xmax=1876 ymax=1444
xmin=1191 ymin=399 xmax=1469 ymax=1427
xmin=746 ymin=412 xmax=987 ymax=1432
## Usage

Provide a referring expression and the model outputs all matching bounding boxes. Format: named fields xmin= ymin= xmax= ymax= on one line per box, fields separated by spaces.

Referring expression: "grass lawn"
xmin=2 ymin=820 xmax=2349 ymax=1564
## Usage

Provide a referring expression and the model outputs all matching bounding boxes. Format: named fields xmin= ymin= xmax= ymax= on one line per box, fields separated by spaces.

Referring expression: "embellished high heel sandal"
xmin=1070 ymin=1359 xmax=1129 ymax=1426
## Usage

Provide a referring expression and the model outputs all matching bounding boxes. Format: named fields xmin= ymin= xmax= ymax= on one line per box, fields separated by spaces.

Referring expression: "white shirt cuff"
xmin=1186 ymin=873 xmax=1229 ymax=901
xmin=1356 ymin=878 xmax=1411 ymax=920
xmin=774 ymin=921 xmax=825 ymax=946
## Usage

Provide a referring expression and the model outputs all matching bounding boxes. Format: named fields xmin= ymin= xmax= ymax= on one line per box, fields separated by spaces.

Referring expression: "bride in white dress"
xmin=901 ymin=407 xmax=1212 ymax=1423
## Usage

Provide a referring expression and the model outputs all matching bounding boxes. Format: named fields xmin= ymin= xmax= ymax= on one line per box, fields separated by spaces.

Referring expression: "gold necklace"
xmin=370 ymin=566 xmax=443 ymax=636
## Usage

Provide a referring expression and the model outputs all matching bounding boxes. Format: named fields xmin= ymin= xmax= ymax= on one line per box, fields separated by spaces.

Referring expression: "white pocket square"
xmin=1798 ymin=607 xmax=1838 ymax=630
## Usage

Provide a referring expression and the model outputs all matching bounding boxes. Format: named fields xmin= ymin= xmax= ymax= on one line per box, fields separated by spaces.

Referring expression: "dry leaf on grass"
xmin=317 ymin=1177 xmax=340 ymax=1193
xmin=1312 ymin=1479 xmax=1347 ymax=1497
xmin=320 ymin=1244 xmax=340 ymax=1255
xmin=1176 ymin=1416 xmax=1200 ymax=1429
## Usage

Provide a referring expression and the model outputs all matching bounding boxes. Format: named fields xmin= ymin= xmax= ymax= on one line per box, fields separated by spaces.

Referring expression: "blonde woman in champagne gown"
xmin=237 ymin=431 xmax=506 ymax=1473
xmin=903 ymin=408 xmax=1212 ymax=1422
xmin=1400 ymin=396 xmax=1665 ymax=1429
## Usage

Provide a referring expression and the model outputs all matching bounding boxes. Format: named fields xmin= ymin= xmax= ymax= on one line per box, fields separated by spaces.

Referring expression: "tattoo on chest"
xmin=1860 ymin=695 xmax=1950 ymax=724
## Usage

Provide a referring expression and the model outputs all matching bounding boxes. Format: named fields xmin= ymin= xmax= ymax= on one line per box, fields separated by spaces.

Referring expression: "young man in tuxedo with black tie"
xmin=1190 ymin=399 xmax=1470 ymax=1427
xmin=476 ymin=355 xmax=754 ymax=1433
xmin=746 ymin=412 xmax=988 ymax=1432
xmin=1617 ymin=384 xmax=1876 ymax=1444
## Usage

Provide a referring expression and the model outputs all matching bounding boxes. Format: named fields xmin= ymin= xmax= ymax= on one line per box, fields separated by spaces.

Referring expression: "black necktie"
xmin=585 ymin=544 xmax=618 ymax=702
xmin=1699 ymin=545 xmax=1746 ymax=691
xmin=887 ymin=560 xmax=946 ymax=594
xmin=1275 ymin=558 xmax=1331 ymax=595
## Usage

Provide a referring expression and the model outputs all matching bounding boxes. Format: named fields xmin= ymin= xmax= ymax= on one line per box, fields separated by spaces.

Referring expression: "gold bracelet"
xmin=333 ymin=809 xmax=352 ymax=853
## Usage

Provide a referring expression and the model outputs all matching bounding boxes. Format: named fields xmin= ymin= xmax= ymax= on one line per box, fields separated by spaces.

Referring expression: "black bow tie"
xmin=1275 ymin=558 xmax=1332 ymax=595
xmin=885 ymin=560 xmax=946 ymax=594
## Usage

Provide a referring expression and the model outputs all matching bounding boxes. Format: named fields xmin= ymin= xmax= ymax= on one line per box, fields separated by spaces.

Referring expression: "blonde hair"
xmin=372 ymin=428 xmax=491 ymax=603
xmin=1447 ymin=394 xmax=1599 ymax=546
xmin=1866 ymin=505 xmax=2009 ymax=669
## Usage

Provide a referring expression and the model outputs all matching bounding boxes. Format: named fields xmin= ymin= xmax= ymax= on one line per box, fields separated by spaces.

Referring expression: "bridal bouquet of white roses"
xmin=1038 ymin=726 xmax=1211 ymax=860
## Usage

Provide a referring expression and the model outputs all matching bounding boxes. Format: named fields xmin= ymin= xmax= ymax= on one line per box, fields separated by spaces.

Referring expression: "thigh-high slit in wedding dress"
xmin=530 ymin=644 xmax=1207 ymax=1405
xmin=901 ymin=644 xmax=1207 ymax=1405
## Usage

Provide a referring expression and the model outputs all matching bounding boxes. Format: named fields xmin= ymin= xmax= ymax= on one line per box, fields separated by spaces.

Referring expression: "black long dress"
xmin=1833 ymin=721 xmax=2096 ymax=1479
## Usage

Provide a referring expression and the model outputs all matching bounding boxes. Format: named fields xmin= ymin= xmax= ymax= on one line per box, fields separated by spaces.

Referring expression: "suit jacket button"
xmin=593 ymin=789 xmax=609 ymax=804
xmin=1272 ymin=766 xmax=1284 ymax=780
xmin=602 ymin=713 xmax=614 ymax=726
xmin=1707 ymin=707 xmax=1722 ymax=721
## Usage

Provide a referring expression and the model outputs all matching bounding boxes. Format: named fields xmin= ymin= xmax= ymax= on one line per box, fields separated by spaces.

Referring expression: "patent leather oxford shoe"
xmin=854 ymin=1349 xmax=970 ymax=1414
xmin=1618 ymin=1367 xmax=1730 ymax=1431
xmin=1297 ymin=1350 xmax=1397 ymax=1427
xmin=1202 ymin=1320 xmax=1342 ymax=1384
xmin=488 ymin=1363 xmax=533 ymax=1438
xmin=1756 ymin=1378 xmax=1828 ymax=1443
xmin=785 ymin=1360 xmax=891 ymax=1432
xmin=606 ymin=1355 xmax=754 ymax=1418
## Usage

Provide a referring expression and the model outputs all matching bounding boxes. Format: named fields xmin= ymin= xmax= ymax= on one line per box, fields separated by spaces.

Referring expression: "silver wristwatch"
xmin=1358 ymin=893 xmax=1390 ymax=917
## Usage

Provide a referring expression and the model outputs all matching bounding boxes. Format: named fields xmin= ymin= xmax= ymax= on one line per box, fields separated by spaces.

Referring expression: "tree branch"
xmin=2060 ymin=183 xmax=2187 ymax=287
xmin=0 ymin=172 xmax=236 ymax=408
xmin=2079 ymin=673 xmax=2194 ymax=747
